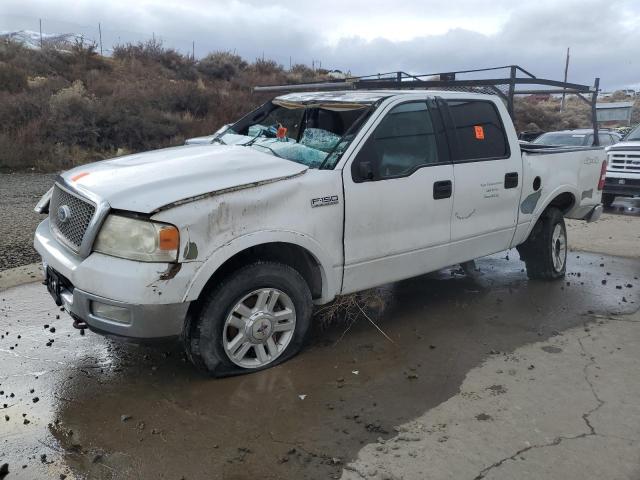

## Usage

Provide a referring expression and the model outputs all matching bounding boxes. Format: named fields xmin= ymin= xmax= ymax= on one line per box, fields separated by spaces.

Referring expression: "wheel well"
xmin=197 ymin=242 xmax=323 ymax=301
xmin=517 ymin=192 xmax=575 ymax=262
xmin=546 ymin=192 xmax=575 ymax=214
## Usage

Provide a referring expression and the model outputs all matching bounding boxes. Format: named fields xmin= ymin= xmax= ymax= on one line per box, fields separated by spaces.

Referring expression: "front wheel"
xmin=517 ymin=207 xmax=567 ymax=280
xmin=184 ymin=261 xmax=313 ymax=377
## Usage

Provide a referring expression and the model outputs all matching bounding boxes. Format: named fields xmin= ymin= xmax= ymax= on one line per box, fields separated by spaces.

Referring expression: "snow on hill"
xmin=0 ymin=30 xmax=87 ymax=51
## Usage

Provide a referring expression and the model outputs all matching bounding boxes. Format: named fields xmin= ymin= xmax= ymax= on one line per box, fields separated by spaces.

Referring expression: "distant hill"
xmin=0 ymin=29 xmax=86 ymax=52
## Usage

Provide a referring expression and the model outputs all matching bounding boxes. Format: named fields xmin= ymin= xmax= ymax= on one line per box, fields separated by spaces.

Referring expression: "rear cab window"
xmin=443 ymin=99 xmax=510 ymax=162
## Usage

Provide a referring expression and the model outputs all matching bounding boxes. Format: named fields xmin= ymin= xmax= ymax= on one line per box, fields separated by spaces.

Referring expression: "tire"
xmin=517 ymin=207 xmax=567 ymax=280
xmin=184 ymin=261 xmax=313 ymax=377
xmin=602 ymin=193 xmax=615 ymax=208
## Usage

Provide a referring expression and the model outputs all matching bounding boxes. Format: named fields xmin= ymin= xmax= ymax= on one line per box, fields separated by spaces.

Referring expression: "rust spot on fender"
xmin=159 ymin=263 xmax=182 ymax=281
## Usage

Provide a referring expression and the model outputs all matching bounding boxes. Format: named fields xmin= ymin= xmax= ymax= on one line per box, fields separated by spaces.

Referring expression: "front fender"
xmin=182 ymin=230 xmax=341 ymax=304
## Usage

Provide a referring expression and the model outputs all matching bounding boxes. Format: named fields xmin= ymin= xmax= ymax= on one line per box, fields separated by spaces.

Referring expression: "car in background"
xmin=602 ymin=123 xmax=640 ymax=207
xmin=518 ymin=130 xmax=545 ymax=142
xmin=531 ymin=129 xmax=621 ymax=147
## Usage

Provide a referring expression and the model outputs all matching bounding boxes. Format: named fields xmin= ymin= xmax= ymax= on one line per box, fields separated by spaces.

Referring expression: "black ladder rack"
xmin=254 ymin=65 xmax=601 ymax=145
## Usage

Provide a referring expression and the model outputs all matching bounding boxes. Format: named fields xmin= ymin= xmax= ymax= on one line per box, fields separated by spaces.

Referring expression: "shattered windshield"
xmin=214 ymin=100 xmax=375 ymax=169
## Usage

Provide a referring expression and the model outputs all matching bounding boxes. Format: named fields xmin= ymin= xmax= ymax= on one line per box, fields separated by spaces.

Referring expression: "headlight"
xmin=94 ymin=215 xmax=180 ymax=262
xmin=35 ymin=187 xmax=53 ymax=214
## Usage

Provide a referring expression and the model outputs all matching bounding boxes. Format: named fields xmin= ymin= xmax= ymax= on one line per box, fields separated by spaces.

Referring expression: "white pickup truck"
xmin=602 ymin=123 xmax=640 ymax=207
xmin=34 ymin=90 xmax=606 ymax=376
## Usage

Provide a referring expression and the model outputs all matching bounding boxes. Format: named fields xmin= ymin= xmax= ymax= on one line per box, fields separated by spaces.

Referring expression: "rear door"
xmin=341 ymin=97 xmax=454 ymax=293
xmin=439 ymin=97 xmax=522 ymax=264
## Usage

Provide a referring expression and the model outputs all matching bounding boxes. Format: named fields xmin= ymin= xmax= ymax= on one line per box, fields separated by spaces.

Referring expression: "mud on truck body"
xmin=34 ymin=73 xmax=607 ymax=376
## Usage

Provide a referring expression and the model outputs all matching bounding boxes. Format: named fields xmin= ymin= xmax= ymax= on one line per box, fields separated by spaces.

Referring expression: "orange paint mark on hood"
xmin=71 ymin=172 xmax=90 ymax=182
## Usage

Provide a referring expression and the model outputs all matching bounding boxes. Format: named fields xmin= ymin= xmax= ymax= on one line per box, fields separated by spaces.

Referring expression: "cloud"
xmin=1 ymin=0 xmax=638 ymax=89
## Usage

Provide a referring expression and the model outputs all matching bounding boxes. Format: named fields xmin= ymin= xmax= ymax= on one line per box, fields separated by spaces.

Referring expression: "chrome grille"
xmin=608 ymin=152 xmax=640 ymax=172
xmin=49 ymin=185 xmax=96 ymax=252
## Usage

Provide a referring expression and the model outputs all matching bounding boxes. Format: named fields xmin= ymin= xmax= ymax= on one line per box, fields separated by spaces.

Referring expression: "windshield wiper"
xmin=211 ymin=136 xmax=226 ymax=145
xmin=239 ymin=131 xmax=264 ymax=147
xmin=250 ymin=143 xmax=283 ymax=159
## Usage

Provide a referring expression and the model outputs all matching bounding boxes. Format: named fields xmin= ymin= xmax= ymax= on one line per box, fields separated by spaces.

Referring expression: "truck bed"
xmin=519 ymin=144 xmax=606 ymax=221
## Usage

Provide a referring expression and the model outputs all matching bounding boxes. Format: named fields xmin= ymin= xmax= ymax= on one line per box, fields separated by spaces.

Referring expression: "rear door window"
xmin=445 ymin=100 xmax=509 ymax=161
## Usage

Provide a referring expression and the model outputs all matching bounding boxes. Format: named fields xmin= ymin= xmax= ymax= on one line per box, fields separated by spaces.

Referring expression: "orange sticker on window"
xmin=474 ymin=126 xmax=485 ymax=140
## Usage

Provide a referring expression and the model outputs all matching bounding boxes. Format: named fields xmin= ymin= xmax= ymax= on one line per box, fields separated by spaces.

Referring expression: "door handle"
xmin=504 ymin=172 xmax=519 ymax=189
xmin=433 ymin=180 xmax=452 ymax=199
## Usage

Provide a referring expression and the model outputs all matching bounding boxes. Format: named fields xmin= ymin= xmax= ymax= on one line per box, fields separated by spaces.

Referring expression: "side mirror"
xmin=351 ymin=139 xmax=377 ymax=183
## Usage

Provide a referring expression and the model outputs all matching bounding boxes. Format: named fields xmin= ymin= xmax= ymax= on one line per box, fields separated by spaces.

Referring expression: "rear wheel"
xmin=184 ymin=261 xmax=313 ymax=377
xmin=517 ymin=207 xmax=567 ymax=280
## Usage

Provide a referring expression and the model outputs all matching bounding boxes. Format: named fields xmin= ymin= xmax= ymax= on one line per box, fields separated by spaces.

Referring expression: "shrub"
xmin=113 ymin=39 xmax=195 ymax=79
xmin=46 ymin=80 xmax=98 ymax=147
xmin=197 ymin=51 xmax=247 ymax=80
xmin=0 ymin=63 xmax=28 ymax=93
xmin=251 ymin=58 xmax=282 ymax=76
xmin=0 ymin=90 xmax=46 ymax=129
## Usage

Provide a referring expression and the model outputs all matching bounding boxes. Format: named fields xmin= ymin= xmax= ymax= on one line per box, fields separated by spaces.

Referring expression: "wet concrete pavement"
xmin=1 ymin=252 xmax=638 ymax=479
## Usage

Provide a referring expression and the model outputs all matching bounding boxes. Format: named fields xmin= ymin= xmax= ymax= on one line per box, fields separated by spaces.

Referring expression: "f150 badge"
xmin=311 ymin=195 xmax=339 ymax=208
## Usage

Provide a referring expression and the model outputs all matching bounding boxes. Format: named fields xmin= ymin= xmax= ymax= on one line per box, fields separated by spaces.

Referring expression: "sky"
xmin=1 ymin=0 xmax=639 ymax=90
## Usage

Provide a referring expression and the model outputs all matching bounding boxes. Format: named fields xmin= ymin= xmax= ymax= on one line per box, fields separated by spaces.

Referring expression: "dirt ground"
xmin=1 ymin=247 xmax=638 ymax=479
xmin=567 ymin=215 xmax=640 ymax=259
xmin=0 ymin=187 xmax=639 ymax=479
xmin=0 ymin=173 xmax=57 ymax=270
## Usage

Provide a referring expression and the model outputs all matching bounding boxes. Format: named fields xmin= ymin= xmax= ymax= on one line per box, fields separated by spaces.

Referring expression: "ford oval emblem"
xmin=57 ymin=205 xmax=71 ymax=224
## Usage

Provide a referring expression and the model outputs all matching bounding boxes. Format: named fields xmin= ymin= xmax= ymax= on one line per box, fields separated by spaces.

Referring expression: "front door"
xmin=342 ymin=99 xmax=454 ymax=294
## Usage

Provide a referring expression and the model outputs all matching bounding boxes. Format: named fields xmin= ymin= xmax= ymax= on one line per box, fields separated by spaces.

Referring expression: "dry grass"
xmin=0 ymin=39 xmax=328 ymax=172
xmin=2 ymin=37 xmax=636 ymax=172
xmin=313 ymin=289 xmax=394 ymax=344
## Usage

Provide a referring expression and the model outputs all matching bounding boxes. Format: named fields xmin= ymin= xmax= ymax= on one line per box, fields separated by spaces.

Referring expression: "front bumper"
xmin=603 ymin=176 xmax=640 ymax=197
xmin=35 ymin=218 xmax=198 ymax=339
xmin=56 ymin=281 xmax=189 ymax=339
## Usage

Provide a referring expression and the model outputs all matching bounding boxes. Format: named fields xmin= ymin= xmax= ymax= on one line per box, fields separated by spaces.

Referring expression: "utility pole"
xmin=561 ymin=47 xmax=570 ymax=112
xmin=98 ymin=23 xmax=103 ymax=55
xmin=192 ymin=40 xmax=195 ymax=60
xmin=39 ymin=18 xmax=43 ymax=48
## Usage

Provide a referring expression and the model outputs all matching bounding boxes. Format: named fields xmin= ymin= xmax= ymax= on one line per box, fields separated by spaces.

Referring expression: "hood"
xmin=61 ymin=144 xmax=308 ymax=213
xmin=608 ymin=140 xmax=640 ymax=152
xmin=184 ymin=135 xmax=216 ymax=145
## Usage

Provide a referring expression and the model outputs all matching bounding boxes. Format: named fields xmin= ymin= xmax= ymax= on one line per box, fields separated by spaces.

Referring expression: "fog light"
xmin=91 ymin=301 xmax=131 ymax=324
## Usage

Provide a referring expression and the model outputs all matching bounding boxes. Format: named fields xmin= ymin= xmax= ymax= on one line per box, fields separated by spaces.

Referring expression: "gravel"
xmin=0 ymin=173 xmax=57 ymax=271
